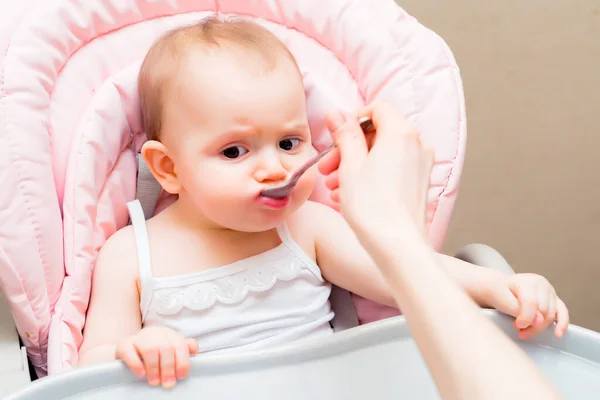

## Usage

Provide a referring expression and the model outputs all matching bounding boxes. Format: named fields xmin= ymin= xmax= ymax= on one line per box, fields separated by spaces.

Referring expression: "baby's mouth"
xmin=256 ymin=193 xmax=290 ymax=210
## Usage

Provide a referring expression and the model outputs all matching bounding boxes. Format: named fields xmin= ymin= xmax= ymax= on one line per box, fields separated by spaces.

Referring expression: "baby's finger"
xmin=159 ymin=346 xmax=176 ymax=389
xmin=139 ymin=346 xmax=160 ymax=386
xmin=554 ymin=298 xmax=569 ymax=337
xmin=537 ymin=284 xmax=549 ymax=318
xmin=324 ymin=170 xmax=339 ymax=191
xmin=115 ymin=342 xmax=145 ymax=378
xmin=515 ymin=289 xmax=538 ymax=329
xmin=317 ymin=147 xmax=340 ymax=176
xmin=186 ymin=338 xmax=199 ymax=355
xmin=546 ymin=288 xmax=557 ymax=325
xmin=517 ymin=312 xmax=544 ymax=340
xmin=496 ymin=286 xmax=520 ymax=318
xmin=513 ymin=312 xmax=540 ymax=328
xmin=175 ymin=341 xmax=192 ymax=380
xmin=517 ymin=326 xmax=537 ymax=341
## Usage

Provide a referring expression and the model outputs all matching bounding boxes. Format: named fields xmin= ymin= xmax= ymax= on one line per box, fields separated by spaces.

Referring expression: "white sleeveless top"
xmin=127 ymin=200 xmax=334 ymax=354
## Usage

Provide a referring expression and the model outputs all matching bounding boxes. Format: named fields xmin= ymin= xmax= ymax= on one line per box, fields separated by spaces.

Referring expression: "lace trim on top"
xmin=148 ymin=244 xmax=322 ymax=315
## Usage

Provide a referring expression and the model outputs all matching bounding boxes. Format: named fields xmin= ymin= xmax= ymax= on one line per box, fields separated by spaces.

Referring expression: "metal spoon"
xmin=260 ymin=117 xmax=374 ymax=199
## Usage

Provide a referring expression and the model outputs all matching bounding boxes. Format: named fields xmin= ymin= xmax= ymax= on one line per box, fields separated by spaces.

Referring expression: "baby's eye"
xmin=222 ymin=146 xmax=248 ymax=159
xmin=279 ymin=138 xmax=301 ymax=151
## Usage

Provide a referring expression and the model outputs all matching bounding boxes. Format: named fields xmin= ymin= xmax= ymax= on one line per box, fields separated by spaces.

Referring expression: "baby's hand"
xmin=115 ymin=326 xmax=199 ymax=388
xmin=486 ymin=273 xmax=569 ymax=340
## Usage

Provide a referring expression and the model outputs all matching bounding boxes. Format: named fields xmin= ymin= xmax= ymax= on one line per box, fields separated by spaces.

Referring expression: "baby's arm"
xmin=301 ymin=203 xmax=396 ymax=308
xmin=309 ymin=201 xmax=568 ymax=339
xmin=306 ymin=202 xmax=502 ymax=309
xmin=79 ymin=226 xmax=198 ymax=388
xmin=78 ymin=227 xmax=143 ymax=365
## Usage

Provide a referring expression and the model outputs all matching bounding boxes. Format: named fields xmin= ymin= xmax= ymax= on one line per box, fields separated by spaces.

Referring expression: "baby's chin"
xmin=215 ymin=218 xmax=285 ymax=233
xmin=212 ymin=201 xmax=305 ymax=233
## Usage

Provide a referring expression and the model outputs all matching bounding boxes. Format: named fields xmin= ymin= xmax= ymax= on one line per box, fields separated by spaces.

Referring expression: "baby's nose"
xmin=255 ymin=156 xmax=288 ymax=183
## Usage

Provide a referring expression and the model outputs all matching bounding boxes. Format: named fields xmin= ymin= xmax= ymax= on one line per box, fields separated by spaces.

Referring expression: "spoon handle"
xmin=291 ymin=117 xmax=373 ymax=181
xmin=289 ymin=144 xmax=336 ymax=182
xmin=260 ymin=117 xmax=374 ymax=199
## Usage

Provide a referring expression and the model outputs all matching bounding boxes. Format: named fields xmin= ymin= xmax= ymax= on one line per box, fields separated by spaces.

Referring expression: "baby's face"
xmin=163 ymin=53 xmax=315 ymax=232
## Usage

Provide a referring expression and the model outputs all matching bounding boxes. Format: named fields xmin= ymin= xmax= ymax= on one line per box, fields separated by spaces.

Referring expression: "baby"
xmin=78 ymin=17 xmax=569 ymax=388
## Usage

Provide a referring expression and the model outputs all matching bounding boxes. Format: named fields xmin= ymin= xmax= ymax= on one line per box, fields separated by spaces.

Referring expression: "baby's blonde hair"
xmin=138 ymin=16 xmax=299 ymax=141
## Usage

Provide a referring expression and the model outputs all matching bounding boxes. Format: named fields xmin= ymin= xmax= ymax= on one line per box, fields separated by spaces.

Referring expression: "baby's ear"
xmin=140 ymin=140 xmax=182 ymax=195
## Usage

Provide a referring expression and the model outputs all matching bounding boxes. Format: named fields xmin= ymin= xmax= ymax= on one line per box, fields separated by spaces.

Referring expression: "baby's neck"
xmin=166 ymin=198 xmax=223 ymax=231
xmin=162 ymin=198 xmax=277 ymax=242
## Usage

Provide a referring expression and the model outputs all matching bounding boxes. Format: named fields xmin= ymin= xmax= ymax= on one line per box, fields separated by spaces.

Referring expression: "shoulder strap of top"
xmin=127 ymin=200 xmax=153 ymax=318
xmin=275 ymin=222 xmax=294 ymax=245
xmin=276 ymin=222 xmax=359 ymax=331
xmin=275 ymin=222 xmax=323 ymax=278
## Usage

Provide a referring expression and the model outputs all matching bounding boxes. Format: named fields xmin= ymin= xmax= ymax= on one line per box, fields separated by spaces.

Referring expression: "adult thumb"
xmin=325 ymin=110 xmax=368 ymax=179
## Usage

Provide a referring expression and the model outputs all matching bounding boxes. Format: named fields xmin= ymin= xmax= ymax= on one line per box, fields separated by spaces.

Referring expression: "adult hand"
xmin=319 ymin=103 xmax=563 ymax=400
xmin=318 ymin=102 xmax=434 ymax=238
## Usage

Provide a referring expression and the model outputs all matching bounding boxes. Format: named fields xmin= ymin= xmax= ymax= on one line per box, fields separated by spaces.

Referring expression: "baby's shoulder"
xmin=288 ymin=201 xmax=343 ymax=236
xmin=292 ymin=201 xmax=342 ymax=223
xmin=100 ymin=224 xmax=137 ymax=254
xmin=95 ymin=224 xmax=139 ymax=279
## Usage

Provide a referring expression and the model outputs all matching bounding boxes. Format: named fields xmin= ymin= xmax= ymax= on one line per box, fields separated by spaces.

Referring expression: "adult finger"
xmin=325 ymin=110 xmax=368 ymax=180
xmin=359 ymin=102 xmax=412 ymax=146
xmin=318 ymin=147 xmax=341 ymax=176
xmin=330 ymin=189 xmax=340 ymax=204
xmin=324 ymin=170 xmax=339 ymax=191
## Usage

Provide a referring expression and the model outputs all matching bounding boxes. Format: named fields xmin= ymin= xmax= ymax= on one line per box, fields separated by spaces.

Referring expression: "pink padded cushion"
xmin=0 ymin=0 xmax=64 ymax=373
xmin=0 ymin=0 xmax=466 ymax=375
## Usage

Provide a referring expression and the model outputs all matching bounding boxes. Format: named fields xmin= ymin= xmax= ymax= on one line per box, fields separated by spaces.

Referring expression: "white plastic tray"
xmin=5 ymin=310 xmax=600 ymax=399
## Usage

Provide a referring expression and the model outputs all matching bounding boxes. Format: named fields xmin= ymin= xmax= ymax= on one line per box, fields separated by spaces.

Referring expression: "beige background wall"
xmin=395 ymin=1 xmax=600 ymax=330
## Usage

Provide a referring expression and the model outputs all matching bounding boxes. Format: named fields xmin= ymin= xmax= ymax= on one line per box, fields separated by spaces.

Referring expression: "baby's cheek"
xmin=190 ymin=178 xmax=233 ymax=208
xmin=202 ymin=186 xmax=240 ymax=209
xmin=196 ymin=188 xmax=246 ymax=228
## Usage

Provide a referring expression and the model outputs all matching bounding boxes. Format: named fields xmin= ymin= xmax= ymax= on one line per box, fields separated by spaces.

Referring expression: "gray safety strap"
xmin=329 ymin=285 xmax=359 ymax=331
xmin=135 ymin=155 xmax=162 ymax=220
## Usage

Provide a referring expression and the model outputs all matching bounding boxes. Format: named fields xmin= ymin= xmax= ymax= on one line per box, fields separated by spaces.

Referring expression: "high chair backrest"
xmin=0 ymin=0 xmax=466 ymax=377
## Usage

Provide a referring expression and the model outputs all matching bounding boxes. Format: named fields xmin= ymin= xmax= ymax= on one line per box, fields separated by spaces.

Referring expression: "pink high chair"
xmin=2 ymin=0 xmax=600 ymax=399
